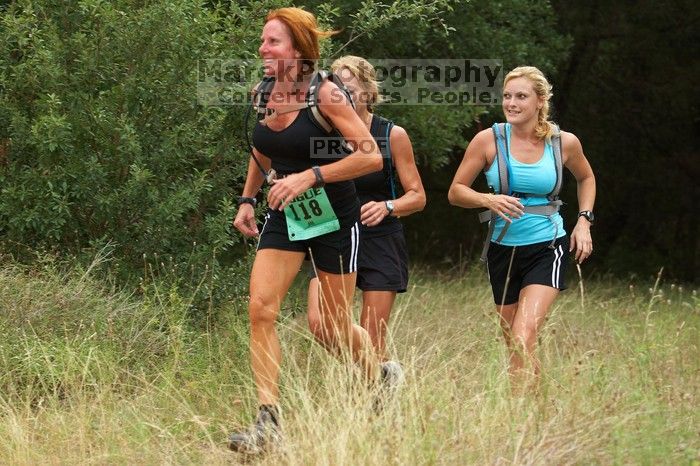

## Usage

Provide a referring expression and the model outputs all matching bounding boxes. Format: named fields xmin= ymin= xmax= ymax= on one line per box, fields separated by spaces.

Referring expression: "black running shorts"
xmin=486 ymin=236 xmax=569 ymax=305
xmin=257 ymin=198 xmax=360 ymax=275
xmin=356 ymin=230 xmax=409 ymax=293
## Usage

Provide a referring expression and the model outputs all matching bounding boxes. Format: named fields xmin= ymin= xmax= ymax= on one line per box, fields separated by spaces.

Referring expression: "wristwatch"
xmin=311 ymin=165 xmax=325 ymax=188
xmin=578 ymin=210 xmax=595 ymax=224
xmin=237 ymin=196 xmax=257 ymax=207
xmin=385 ymin=200 xmax=395 ymax=216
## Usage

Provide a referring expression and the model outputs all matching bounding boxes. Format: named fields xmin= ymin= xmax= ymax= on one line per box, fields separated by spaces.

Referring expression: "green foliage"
xmin=0 ymin=0 xmax=575 ymax=311
xmin=0 ymin=0 xmax=512 ymax=305
xmin=0 ymin=0 xmax=268 ymax=305
xmin=324 ymin=0 xmax=570 ymax=169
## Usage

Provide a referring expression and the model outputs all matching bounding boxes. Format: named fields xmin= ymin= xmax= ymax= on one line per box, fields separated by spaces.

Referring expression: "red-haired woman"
xmin=230 ymin=8 xmax=383 ymax=453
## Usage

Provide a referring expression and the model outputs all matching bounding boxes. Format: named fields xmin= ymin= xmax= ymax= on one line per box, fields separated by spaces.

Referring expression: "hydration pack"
xmin=478 ymin=122 xmax=564 ymax=261
xmin=250 ymin=70 xmax=355 ymax=133
xmin=243 ymin=70 xmax=355 ymax=184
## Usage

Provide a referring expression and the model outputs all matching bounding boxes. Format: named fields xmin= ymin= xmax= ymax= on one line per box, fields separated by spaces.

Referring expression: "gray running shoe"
xmin=381 ymin=360 xmax=405 ymax=394
xmin=374 ymin=361 xmax=404 ymax=413
xmin=228 ymin=405 xmax=281 ymax=455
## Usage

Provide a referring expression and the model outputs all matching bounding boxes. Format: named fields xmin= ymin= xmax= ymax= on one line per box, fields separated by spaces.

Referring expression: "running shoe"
xmin=373 ymin=360 xmax=404 ymax=413
xmin=228 ymin=405 xmax=281 ymax=454
xmin=381 ymin=360 xmax=405 ymax=394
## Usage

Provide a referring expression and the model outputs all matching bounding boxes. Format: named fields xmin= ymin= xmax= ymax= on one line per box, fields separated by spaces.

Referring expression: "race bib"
xmin=284 ymin=187 xmax=340 ymax=241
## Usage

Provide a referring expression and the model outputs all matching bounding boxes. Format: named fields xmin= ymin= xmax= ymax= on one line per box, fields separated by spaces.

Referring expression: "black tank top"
xmin=353 ymin=115 xmax=402 ymax=237
xmin=252 ymin=99 xmax=355 ymax=204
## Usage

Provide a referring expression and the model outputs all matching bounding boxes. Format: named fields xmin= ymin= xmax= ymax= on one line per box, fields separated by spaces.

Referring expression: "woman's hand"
xmin=484 ymin=193 xmax=524 ymax=223
xmin=570 ymin=218 xmax=593 ymax=263
xmin=360 ymin=201 xmax=390 ymax=227
xmin=233 ymin=203 xmax=259 ymax=237
xmin=267 ymin=170 xmax=315 ymax=210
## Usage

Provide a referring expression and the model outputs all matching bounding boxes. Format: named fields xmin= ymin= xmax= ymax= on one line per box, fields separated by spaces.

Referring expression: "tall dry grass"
xmin=0 ymin=258 xmax=697 ymax=464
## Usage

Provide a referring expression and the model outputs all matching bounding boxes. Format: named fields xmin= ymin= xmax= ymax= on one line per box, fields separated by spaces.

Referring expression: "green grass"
xmin=0 ymin=258 xmax=698 ymax=465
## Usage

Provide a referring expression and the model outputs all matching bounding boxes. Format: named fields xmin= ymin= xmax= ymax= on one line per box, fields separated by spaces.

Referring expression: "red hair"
xmin=266 ymin=7 xmax=337 ymax=66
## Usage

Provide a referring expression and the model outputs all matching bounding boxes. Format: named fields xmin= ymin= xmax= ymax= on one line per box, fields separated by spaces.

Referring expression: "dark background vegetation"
xmin=0 ymin=0 xmax=697 ymax=311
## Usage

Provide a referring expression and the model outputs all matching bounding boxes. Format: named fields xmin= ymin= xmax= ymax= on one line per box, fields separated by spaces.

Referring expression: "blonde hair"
xmin=331 ymin=55 xmax=382 ymax=111
xmin=504 ymin=66 xmax=555 ymax=140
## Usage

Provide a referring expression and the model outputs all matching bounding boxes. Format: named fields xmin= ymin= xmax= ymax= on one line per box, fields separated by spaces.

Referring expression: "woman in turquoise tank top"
xmin=448 ymin=66 xmax=596 ymax=392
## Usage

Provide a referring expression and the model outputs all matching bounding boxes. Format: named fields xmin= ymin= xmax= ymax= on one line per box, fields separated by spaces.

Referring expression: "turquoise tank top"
xmin=484 ymin=123 xmax=565 ymax=246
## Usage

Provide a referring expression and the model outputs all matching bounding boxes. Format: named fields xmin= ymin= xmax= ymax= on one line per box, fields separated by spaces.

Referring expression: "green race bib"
xmin=284 ymin=187 xmax=340 ymax=241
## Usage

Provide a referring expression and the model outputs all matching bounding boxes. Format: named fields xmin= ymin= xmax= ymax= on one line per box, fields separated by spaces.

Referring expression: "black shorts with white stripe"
xmin=486 ymin=235 xmax=569 ymax=305
xmin=356 ymin=230 xmax=409 ymax=293
xmin=257 ymin=197 xmax=361 ymax=275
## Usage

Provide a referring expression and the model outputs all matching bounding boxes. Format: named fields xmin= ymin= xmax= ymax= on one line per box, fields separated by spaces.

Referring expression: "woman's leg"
xmin=509 ymin=284 xmax=559 ymax=385
xmin=496 ymin=302 xmax=519 ymax=370
xmin=311 ymin=284 xmax=399 ymax=362
xmin=307 ymin=276 xmax=331 ymax=350
xmin=360 ymin=291 xmax=397 ymax=361
xmin=248 ymin=249 xmax=305 ymax=405
xmin=314 ymin=270 xmax=379 ymax=380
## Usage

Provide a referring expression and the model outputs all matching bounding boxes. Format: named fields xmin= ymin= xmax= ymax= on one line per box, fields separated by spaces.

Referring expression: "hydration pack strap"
xmin=244 ymin=78 xmax=275 ymax=184
xmin=548 ymin=124 xmax=563 ymax=201
xmin=245 ymin=71 xmax=352 ymax=184
xmin=478 ymin=200 xmax=563 ymax=262
xmin=307 ymin=70 xmax=355 ymax=133
xmin=383 ymin=120 xmax=396 ymax=199
xmin=259 ymin=102 xmax=310 ymax=126
xmin=492 ymin=123 xmax=511 ymax=196
xmin=251 ymin=71 xmax=354 ymax=134
xmin=369 ymin=116 xmax=397 ymax=199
